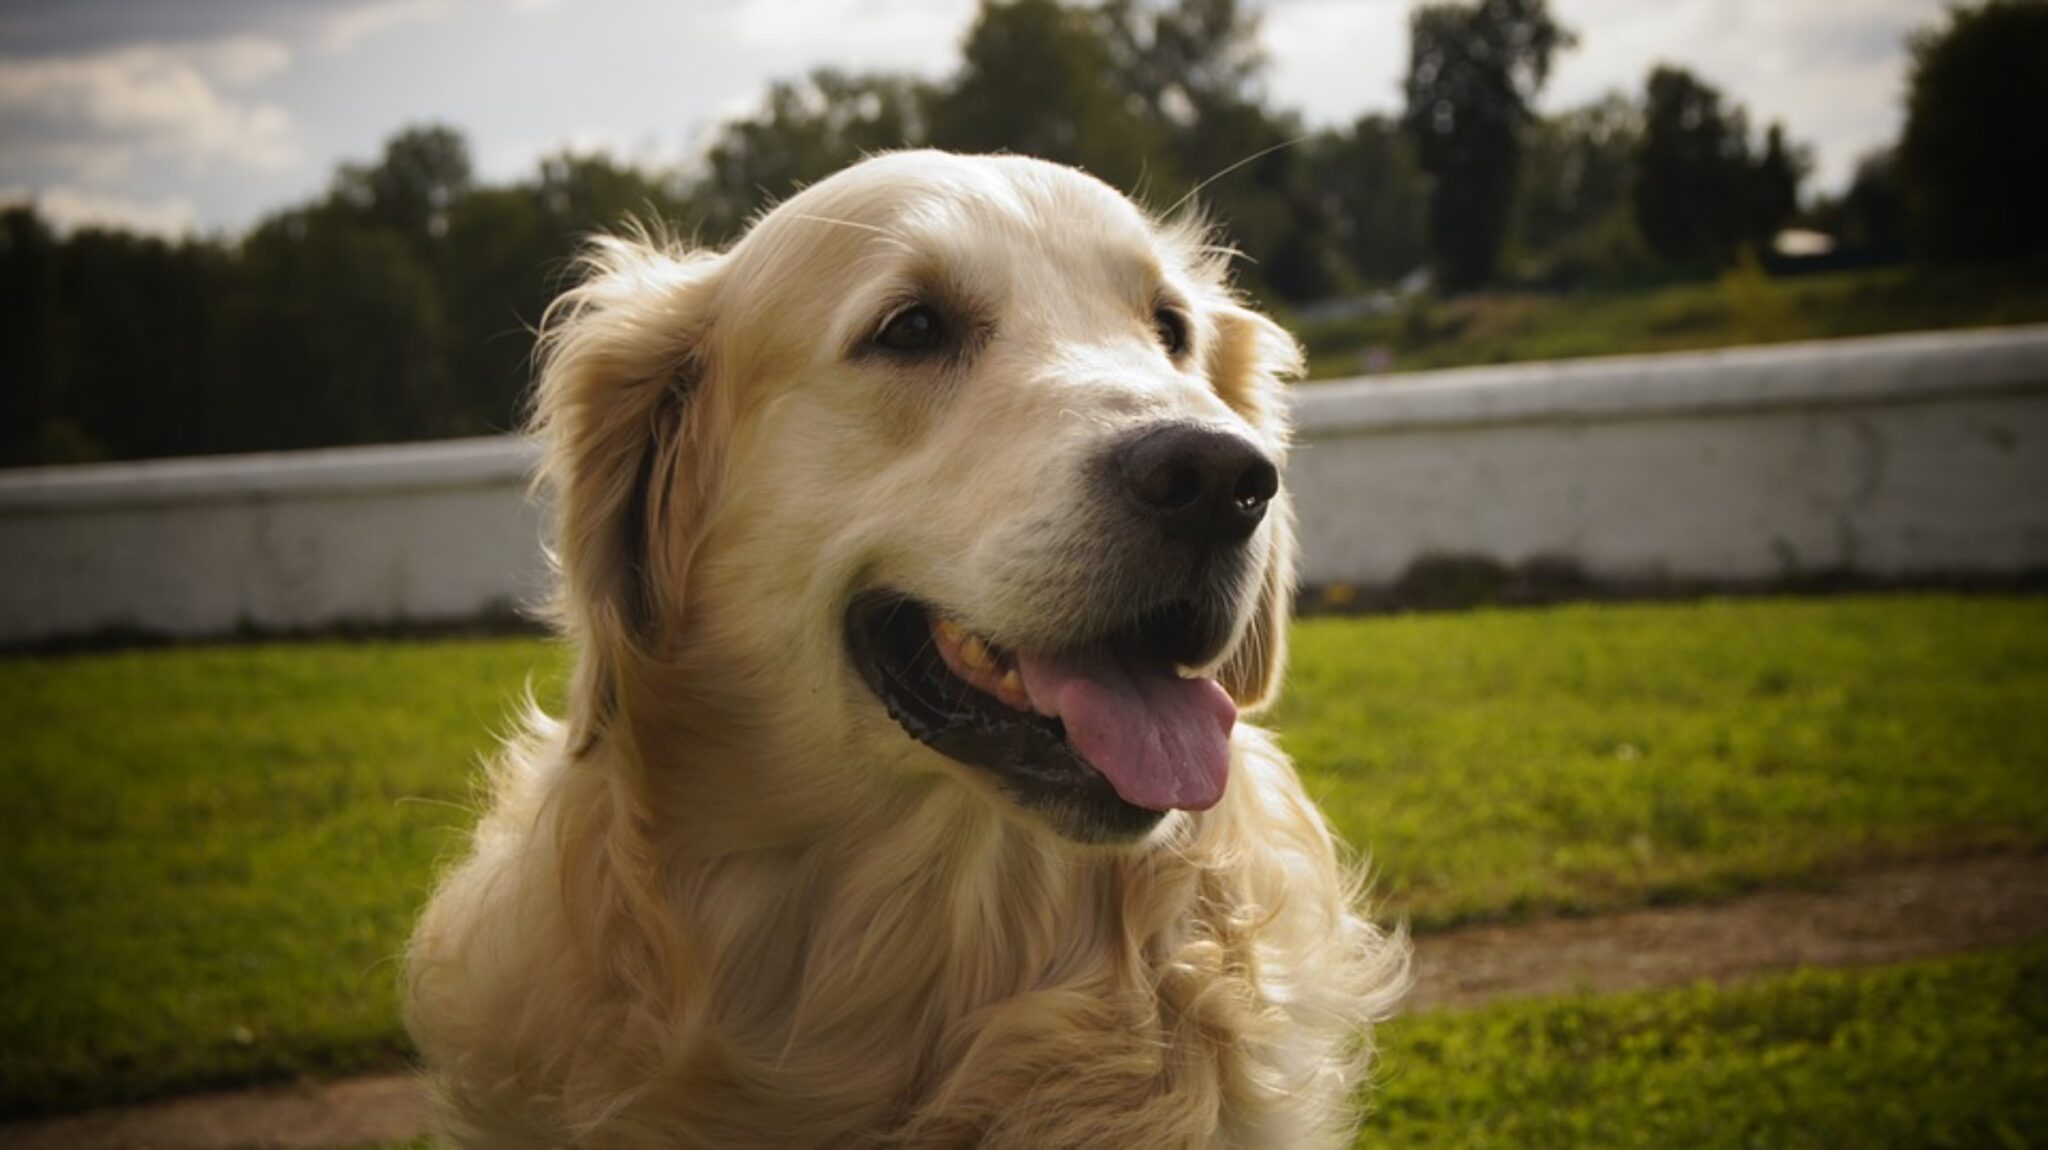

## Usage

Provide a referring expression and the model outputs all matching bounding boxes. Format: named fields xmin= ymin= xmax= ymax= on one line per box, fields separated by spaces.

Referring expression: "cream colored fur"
xmin=404 ymin=151 xmax=1408 ymax=1148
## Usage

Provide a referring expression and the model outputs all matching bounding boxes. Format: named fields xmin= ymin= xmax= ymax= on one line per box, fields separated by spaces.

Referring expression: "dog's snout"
xmin=1115 ymin=425 xmax=1278 ymax=547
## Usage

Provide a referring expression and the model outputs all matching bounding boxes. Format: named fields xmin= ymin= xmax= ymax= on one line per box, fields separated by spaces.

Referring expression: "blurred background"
xmin=2 ymin=0 xmax=2042 ymax=464
xmin=2 ymin=2 xmax=2045 ymax=1147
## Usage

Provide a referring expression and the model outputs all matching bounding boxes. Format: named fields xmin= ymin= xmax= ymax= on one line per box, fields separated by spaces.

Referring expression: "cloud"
xmin=317 ymin=0 xmax=455 ymax=55
xmin=0 ymin=35 xmax=300 ymax=177
xmin=719 ymin=0 xmax=973 ymax=71
xmin=1262 ymin=0 xmax=1410 ymax=121
xmin=1541 ymin=0 xmax=1934 ymax=188
xmin=1 ymin=184 xmax=199 ymax=237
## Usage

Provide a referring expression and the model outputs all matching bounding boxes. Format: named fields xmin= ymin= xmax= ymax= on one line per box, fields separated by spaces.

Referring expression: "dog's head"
xmin=536 ymin=151 xmax=1302 ymax=845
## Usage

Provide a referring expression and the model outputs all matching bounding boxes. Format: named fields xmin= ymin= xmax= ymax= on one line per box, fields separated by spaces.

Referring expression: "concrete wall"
xmin=2 ymin=326 xmax=2044 ymax=644
xmin=1287 ymin=326 xmax=2048 ymax=587
xmin=0 ymin=438 xmax=545 ymax=642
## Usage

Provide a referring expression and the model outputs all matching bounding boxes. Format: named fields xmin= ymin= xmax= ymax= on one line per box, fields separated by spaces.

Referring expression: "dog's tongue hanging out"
xmin=1015 ymin=648 xmax=1235 ymax=811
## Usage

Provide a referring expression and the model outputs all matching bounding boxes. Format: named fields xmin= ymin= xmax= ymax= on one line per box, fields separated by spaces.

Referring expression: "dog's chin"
xmin=843 ymin=589 xmax=1246 ymax=845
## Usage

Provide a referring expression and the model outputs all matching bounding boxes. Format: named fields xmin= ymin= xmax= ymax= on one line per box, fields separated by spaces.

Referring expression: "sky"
xmin=0 ymin=0 xmax=1948 ymax=238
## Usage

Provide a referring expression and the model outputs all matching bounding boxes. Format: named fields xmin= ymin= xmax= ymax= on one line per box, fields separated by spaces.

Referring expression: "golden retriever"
xmin=404 ymin=150 xmax=1408 ymax=1147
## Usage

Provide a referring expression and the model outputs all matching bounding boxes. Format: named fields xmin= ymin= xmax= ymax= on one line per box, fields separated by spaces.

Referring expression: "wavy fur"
xmin=406 ymin=151 xmax=1408 ymax=1148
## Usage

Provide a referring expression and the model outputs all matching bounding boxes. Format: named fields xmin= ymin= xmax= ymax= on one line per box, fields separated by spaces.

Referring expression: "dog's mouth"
xmin=844 ymin=592 xmax=1238 ymax=838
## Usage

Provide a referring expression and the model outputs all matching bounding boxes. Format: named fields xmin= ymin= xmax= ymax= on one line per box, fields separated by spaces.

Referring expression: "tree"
xmin=1402 ymin=0 xmax=1573 ymax=291
xmin=222 ymin=206 xmax=456 ymax=451
xmin=1101 ymin=0 xmax=1266 ymax=130
xmin=0 ymin=207 xmax=82 ymax=464
xmin=1308 ymin=117 xmax=1428 ymax=286
xmin=927 ymin=0 xmax=1159 ymax=193
xmin=1097 ymin=0 xmax=1343 ymax=300
xmin=1812 ymin=149 xmax=1907 ymax=255
xmin=1511 ymin=92 xmax=1639 ymax=282
xmin=1632 ymin=66 xmax=1805 ymax=269
xmin=698 ymin=70 xmax=928 ymax=238
xmin=58 ymin=228 xmax=224 ymax=460
xmin=1897 ymin=0 xmax=2048 ymax=261
xmin=1749 ymin=124 xmax=1805 ymax=245
xmin=331 ymin=124 xmax=475 ymax=244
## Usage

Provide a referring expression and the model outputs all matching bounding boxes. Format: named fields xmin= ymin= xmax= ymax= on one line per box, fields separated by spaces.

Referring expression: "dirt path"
xmin=6 ymin=853 xmax=2044 ymax=1150
xmin=1408 ymin=851 xmax=2048 ymax=1011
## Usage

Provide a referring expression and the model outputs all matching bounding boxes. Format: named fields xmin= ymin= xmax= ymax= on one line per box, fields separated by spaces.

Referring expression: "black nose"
xmin=1115 ymin=424 xmax=1279 ymax=547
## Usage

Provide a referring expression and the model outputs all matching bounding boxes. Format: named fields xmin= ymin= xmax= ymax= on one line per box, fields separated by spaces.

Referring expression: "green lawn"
xmin=0 ymin=640 xmax=566 ymax=1114
xmin=1291 ymin=263 xmax=2048 ymax=379
xmin=2 ymin=594 xmax=2044 ymax=1114
xmin=1277 ymin=595 xmax=2048 ymax=928
xmin=1369 ymin=947 xmax=2048 ymax=1148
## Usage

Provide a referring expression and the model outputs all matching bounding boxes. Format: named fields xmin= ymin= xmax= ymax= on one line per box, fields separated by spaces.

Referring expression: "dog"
xmin=404 ymin=150 xmax=1408 ymax=1147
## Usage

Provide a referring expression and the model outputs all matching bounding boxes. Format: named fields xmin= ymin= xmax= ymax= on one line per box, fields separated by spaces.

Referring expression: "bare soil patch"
xmin=1408 ymin=852 xmax=2048 ymax=1011
xmin=6 ymin=852 xmax=2043 ymax=1150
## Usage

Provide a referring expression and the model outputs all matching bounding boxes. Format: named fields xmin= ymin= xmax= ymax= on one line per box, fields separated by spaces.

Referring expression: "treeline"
xmin=3 ymin=0 xmax=2041 ymax=466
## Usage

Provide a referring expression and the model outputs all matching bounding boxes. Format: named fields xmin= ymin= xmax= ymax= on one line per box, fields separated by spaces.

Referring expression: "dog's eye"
xmin=875 ymin=305 xmax=945 ymax=354
xmin=1154 ymin=306 xmax=1190 ymax=358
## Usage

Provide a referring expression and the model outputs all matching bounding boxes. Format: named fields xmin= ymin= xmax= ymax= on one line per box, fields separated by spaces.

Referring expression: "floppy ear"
xmin=1208 ymin=303 xmax=1303 ymax=712
xmin=529 ymin=233 xmax=726 ymax=749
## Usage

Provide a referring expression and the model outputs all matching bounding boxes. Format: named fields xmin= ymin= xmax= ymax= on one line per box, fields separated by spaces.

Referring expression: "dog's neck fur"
xmin=407 ymin=638 xmax=1402 ymax=1148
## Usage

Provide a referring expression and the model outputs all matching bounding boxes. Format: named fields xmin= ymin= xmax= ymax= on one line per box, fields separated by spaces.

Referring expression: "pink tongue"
xmin=1014 ymin=647 xmax=1236 ymax=811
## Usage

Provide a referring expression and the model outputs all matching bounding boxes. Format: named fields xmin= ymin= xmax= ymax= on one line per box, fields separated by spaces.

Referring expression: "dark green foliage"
xmin=1402 ymin=0 xmax=1574 ymax=292
xmin=928 ymin=0 xmax=1161 ymax=192
xmin=1632 ymin=67 xmax=1807 ymax=269
xmin=1898 ymin=0 xmax=2048 ymax=261
xmin=1309 ymin=116 xmax=1429 ymax=287
xmin=1372 ymin=950 xmax=2048 ymax=1148
xmin=329 ymin=125 xmax=475 ymax=245
xmin=1509 ymin=93 xmax=1646 ymax=286
xmin=697 ymin=69 xmax=930 ymax=237
xmin=1810 ymin=149 xmax=1909 ymax=256
xmin=0 ymin=126 xmax=690 ymax=465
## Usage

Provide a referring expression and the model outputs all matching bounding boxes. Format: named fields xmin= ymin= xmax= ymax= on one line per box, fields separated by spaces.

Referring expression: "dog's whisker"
xmin=1163 ymin=136 xmax=1313 ymax=221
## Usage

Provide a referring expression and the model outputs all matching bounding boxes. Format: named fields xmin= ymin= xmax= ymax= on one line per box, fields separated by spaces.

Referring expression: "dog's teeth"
xmin=958 ymin=634 xmax=996 ymax=674
xmin=934 ymin=617 xmax=967 ymax=648
xmin=996 ymin=669 xmax=1030 ymax=710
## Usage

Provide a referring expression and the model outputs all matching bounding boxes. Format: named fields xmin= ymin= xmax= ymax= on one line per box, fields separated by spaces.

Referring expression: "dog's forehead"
xmin=753 ymin=151 xmax=1171 ymax=289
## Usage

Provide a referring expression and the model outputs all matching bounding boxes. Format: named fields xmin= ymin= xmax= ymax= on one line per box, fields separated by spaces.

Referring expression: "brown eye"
xmin=876 ymin=305 xmax=944 ymax=354
xmin=1154 ymin=306 xmax=1190 ymax=358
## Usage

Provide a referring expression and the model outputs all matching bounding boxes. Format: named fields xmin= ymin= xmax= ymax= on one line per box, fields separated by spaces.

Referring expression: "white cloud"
xmin=1262 ymin=0 xmax=1410 ymax=122
xmin=720 ymin=0 xmax=973 ymax=72
xmin=1540 ymin=0 xmax=1937 ymax=189
xmin=0 ymin=35 xmax=300 ymax=177
xmin=1 ymin=183 xmax=198 ymax=237
xmin=317 ymin=0 xmax=454 ymax=55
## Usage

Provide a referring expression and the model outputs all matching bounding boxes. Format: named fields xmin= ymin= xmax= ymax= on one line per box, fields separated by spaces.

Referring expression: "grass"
xmin=2 ymin=594 xmax=2044 ymax=1113
xmin=0 ymin=640 xmax=565 ymax=1114
xmin=1368 ymin=947 xmax=2048 ymax=1148
xmin=1279 ymin=595 xmax=2048 ymax=928
xmin=1291 ymin=262 xmax=2048 ymax=379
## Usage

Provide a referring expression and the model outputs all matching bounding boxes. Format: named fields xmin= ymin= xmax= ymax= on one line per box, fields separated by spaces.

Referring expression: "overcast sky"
xmin=0 ymin=0 xmax=1946 ymax=238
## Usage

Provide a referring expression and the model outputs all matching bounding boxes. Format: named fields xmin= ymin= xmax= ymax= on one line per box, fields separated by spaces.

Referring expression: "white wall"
xmin=0 ymin=438 xmax=545 ymax=642
xmin=1288 ymin=326 xmax=2048 ymax=587
xmin=2 ymin=327 xmax=2044 ymax=644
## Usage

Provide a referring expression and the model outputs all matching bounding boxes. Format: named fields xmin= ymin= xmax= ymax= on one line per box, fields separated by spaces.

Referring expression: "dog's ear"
xmin=1208 ymin=303 xmax=1302 ymax=712
xmin=530 ymin=233 xmax=726 ymax=747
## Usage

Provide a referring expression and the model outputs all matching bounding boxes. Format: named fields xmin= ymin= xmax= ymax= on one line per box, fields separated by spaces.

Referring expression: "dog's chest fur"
xmin=410 ymin=735 xmax=1383 ymax=1148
